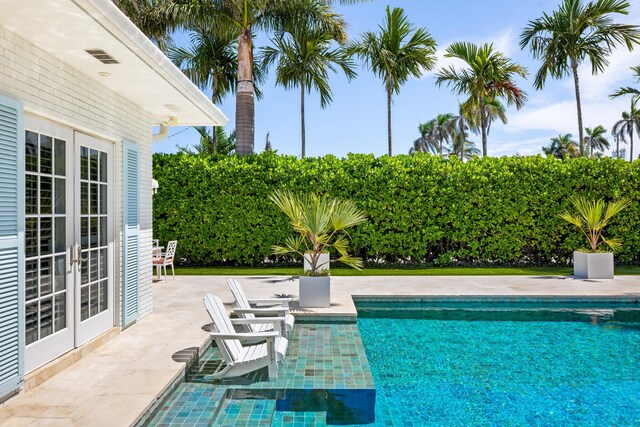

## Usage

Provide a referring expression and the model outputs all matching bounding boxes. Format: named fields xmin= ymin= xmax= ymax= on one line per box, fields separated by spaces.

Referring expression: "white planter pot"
xmin=299 ymin=276 xmax=330 ymax=308
xmin=573 ymin=251 xmax=614 ymax=279
xmin=303 ymin=252 xmax=330 ymax=273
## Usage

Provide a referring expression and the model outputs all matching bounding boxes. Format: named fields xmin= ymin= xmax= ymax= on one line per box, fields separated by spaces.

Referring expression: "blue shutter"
xmin=122 ymin=141 xmax=139 ymax=327
xmin=0 ymin=95 xmax=24 ymax=400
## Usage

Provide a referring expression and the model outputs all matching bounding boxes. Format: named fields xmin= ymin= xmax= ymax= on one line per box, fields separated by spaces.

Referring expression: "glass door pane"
xmin=24 ymin=119 xmax=75 ymax=373
xmin=74 ymin=132 xmax=114 ymax=346
xmin=24 ymin=131 xmax=69 ymax=344
xmin=79 ymin=147 xmax=109 ymax=322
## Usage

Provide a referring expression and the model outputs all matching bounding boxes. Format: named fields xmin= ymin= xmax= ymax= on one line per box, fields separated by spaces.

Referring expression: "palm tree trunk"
xmin=301 ymin=82 xmax=306 ymax=158
xmin=211 ymin=79 xmax=218 ymax=153
xmin=235 ymin=28 xmax=255 ymax=156
xmin=480 ymin=98 xmax=487 ymax=157
xmin=571 ymin=62 xmax=585 ymax=157
xmin=387 ymin=88 xmax=392 ymax=156
xmin=616 ymin=135 xmax=620 ymax=159
xmin=631 ymin=130 xmax=634 ymax=162
xmin=459 ymin=117 xmax=465 ymax=162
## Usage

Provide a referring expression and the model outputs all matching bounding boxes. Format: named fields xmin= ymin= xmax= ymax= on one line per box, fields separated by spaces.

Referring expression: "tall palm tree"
xmin=612 ymin=99 xmax=640 ymax=162
xmin=520 ymin=0 xmax=640 ymax=156
xmin=163 ymin=0 xmax=353 ymax=156
xmin=169 ymin=27 xmax=238 ymax=152
xmin=261 ymin=25 xmax=356 ymax=157
xmin=542 ymin=133 xmax=580 ymax=158
xmin=610 ymin=65 xmax=640 ymax=102
xmin=349 ymin=6 xmax=437 ymax=156
xmin=583 ymin=125 xmax=610 ymax=157
xmin=435 ymin=42 xmax=527 ymax=157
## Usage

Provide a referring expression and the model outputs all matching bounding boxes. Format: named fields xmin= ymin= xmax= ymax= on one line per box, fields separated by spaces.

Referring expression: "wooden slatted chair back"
xmin=228 ymin=279 xmax=255 ymax=320
xmin=204 ymin=294 xmax=243 ymax=362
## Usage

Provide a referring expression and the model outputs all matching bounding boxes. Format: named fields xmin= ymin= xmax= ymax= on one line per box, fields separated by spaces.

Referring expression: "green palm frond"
xmin=270 ymin=191 xmax=366 ymax=274
xmin=559 ymin=195 xmax=629 ymax=251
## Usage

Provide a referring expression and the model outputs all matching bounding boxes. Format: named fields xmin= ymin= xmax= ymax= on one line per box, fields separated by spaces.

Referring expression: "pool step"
xmin=212 ymin=397 xmax=276 ymax=427
xmin=272 ymin=411 xmax=327 ymax=426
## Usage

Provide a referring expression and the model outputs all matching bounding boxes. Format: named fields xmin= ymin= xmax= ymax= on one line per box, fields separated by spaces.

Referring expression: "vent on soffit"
xmin=85 ymin=49 xmax=120 ymax=64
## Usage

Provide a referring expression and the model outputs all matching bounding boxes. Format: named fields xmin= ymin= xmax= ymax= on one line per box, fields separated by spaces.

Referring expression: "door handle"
xmin=71 ymin=246 xmax=88 ymax=265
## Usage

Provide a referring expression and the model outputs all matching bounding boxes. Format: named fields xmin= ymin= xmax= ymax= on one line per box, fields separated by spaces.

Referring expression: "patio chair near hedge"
xmin=204 ymin=294 xmax=288 ymax=380
xmin=228 ymin=278 xmax=295 ymax=336
xmin=152 ymin=240 xmax=177 ymax=282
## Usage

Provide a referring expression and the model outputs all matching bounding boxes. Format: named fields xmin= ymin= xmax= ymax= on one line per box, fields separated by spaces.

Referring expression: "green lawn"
xmin=174 ymin=265 xmax=640 ymax=276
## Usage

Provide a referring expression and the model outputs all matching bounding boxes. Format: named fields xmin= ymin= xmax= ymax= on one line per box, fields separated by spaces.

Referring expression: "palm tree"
xmin=411 ymin=121 xmax=437 ymax=154
xmin=612 ymin=99 xmax=640 ymax=161
xmin=542 ymin=133 xmax=579 ymax=158
xmin=429 ymin=113 xmax=456 ymax=155
xmin=169 ymin=27 xmax=238 ymax=152
xmin=583 ymin=125 xmax=610 ymax=157
xmin=520 ymin=0 xmax=640 ymax=156
xmin=164 ymin=0 xmax=353 ymax=156
xmin=611 ymin=128 xmax=626 ymax=159
xmin=610 ymin=65 xmax=640 ymax=102
xmin=435 ymin=42 xmax=527 ymax=157
xmin=449 ymin=128 xmax=479 ymax=161
xmin=180 ymin=126 xmax=236 ymax=155
xmin=349 ymin=6 xmax=437 ymax=156
xmin=261 ymin=25 xmax=356 ymax=157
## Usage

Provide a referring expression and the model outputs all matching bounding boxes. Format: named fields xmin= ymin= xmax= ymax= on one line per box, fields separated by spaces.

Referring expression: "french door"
xmin=24 ymin=117 xmax=114 ymax=372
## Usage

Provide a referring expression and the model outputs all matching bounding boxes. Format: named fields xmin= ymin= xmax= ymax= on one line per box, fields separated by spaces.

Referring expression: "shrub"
xmin=152 ymin=152 xmax=640 ymax=266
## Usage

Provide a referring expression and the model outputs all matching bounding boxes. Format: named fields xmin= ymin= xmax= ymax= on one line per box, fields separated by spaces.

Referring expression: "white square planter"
xmin=299 ymin=276 xmax=330 ymax=308
xmin=573 ymin=251 xmax=614 ymax=279
xmin=303 ymin=252 xmax=330 ymax=273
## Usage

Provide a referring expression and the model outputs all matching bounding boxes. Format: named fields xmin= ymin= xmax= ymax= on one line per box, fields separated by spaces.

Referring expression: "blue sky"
xmin=153 ymin=0 xmax=640 ymax=159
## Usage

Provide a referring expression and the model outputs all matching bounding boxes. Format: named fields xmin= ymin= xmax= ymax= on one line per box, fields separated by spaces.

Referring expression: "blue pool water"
xmin=356 ymin=301 xmax=640 ymax=426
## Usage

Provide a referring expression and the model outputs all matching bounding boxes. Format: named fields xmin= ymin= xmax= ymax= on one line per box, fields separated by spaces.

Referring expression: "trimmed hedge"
xmin=152 ymin=152 xmax=640 ymax=266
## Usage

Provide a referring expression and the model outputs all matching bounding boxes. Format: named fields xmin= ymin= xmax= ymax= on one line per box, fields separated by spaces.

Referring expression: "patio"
xmin=0 ymin=274 xmax=639 ymax=426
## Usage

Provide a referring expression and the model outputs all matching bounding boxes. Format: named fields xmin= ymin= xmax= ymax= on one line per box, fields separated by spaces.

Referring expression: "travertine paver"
xmin=0 ymin=274 xmax=639 ymax=426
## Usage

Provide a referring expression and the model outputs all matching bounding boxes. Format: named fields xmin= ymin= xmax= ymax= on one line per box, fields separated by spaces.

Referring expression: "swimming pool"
xmin=356 ymin=298 xmax=640 ymax=426
xmin=143 ymin=298 xmax=640 ymax=426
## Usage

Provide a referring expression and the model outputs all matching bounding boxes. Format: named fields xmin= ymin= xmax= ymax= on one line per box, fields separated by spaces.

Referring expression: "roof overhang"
xmin=0 ymin=0 xmax=228 ymax=127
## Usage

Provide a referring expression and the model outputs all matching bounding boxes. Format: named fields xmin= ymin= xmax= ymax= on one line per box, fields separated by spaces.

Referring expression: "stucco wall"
xmin=0 ymin=26 xmax=154 ymax=322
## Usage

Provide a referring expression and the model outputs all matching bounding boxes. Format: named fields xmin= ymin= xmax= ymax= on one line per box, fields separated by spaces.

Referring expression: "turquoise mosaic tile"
xmin=145 ymin=323 xmax=375 ymax=426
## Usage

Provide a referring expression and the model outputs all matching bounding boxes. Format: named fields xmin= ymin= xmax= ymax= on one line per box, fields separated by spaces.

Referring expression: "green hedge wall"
xmin=152 ymin=153 xmax=640 ymax=266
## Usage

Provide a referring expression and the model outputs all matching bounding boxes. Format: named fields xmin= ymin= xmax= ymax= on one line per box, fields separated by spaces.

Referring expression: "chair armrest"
xmin=248 ymin=298 xmax=292 ymax=306
xmin=210 ymin=331 xmax=278 ymax=340
xmin=230 ymin=317 xmax=286 ymax=325
xmin=234 ymin=307 xmax=289 ymax=315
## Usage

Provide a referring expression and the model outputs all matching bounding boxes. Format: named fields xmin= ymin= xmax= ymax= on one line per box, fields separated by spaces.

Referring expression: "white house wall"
xmin=0 ymin=26 xmax=154 ymax=322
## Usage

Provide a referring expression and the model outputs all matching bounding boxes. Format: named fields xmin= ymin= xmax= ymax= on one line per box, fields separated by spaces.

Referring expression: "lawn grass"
xmin=174 ymin=265 xmax=640 ymax=276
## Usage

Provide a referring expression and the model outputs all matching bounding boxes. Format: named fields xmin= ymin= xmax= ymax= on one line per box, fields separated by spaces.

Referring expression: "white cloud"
xmin=508 ymin=96 xmax=629 ymax=134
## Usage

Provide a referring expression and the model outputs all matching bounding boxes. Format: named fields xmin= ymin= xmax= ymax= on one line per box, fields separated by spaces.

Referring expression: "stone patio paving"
xmin=0 ymin=274 xmax=639 ymax=426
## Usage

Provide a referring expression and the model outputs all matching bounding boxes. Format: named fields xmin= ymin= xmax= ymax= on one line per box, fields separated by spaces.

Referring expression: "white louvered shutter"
xmin=122 ymin=141 xmax=139 ymax=327
xmin=0 ymin=95 xmax=24 ymax=400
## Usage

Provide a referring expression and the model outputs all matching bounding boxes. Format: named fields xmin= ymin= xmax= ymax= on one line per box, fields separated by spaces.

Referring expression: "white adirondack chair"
xmin=228 ymin=278 xmax=295 ymax=335
xmin=204 ymin=294 xmax=288 ymax=380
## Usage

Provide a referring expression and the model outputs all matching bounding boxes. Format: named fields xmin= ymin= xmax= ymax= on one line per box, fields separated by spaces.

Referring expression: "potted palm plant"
xmin=559 ymin=196 xmax=630 ymax=279
xmin=270 ymin=190 xmax=367 ymax=308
